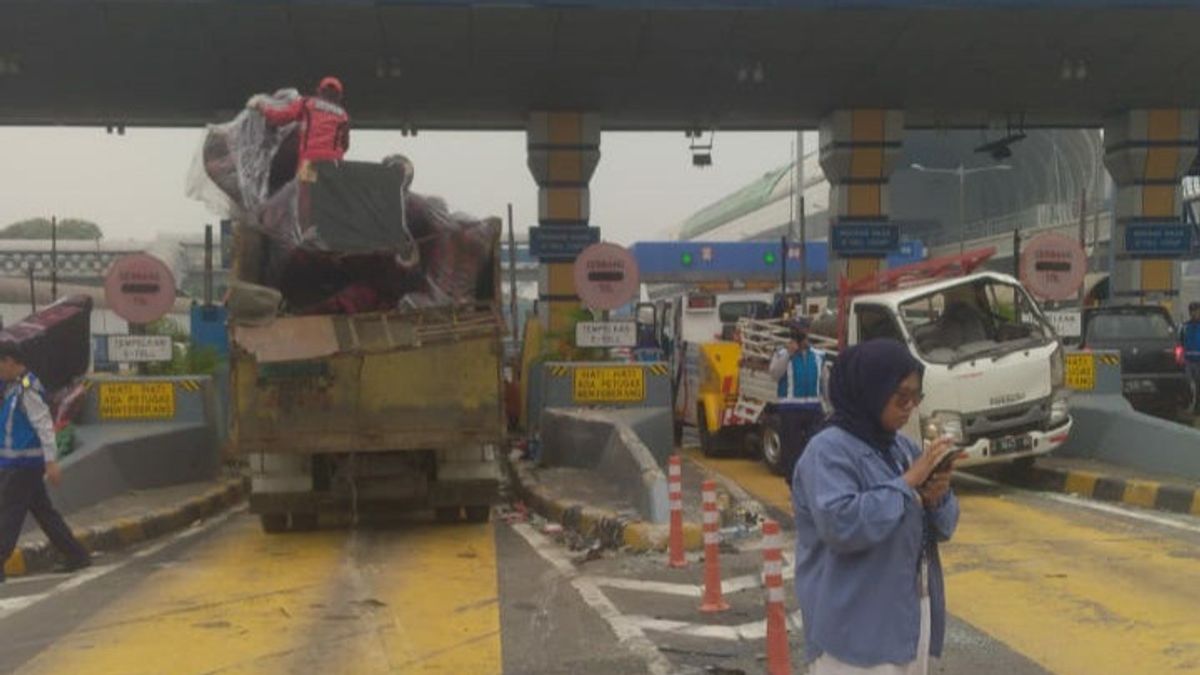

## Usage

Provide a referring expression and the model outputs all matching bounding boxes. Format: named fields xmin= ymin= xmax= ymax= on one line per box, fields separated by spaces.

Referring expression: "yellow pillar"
xmin=818 ymin=109 xmax=905 ymax=284
xmin=526 ymin=112 xmax=601 ymax=334
xmin=1104 ymin=109 xmax=1199 ymax=307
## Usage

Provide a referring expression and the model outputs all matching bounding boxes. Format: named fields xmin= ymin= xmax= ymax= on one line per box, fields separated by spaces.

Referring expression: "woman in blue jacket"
xmin=792 ymin=339 xmax=961 ymax=674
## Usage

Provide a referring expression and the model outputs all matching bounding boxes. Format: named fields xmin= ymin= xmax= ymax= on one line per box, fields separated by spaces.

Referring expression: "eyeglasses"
xmin=892 ymin=388 xmax=925 ymax=408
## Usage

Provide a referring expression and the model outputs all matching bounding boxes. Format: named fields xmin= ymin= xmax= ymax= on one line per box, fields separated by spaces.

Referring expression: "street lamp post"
xmin=911 ymin=162 xmax=1013 ymax=255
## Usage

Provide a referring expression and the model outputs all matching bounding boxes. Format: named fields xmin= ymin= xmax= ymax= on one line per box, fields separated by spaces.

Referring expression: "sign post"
xmin=1123 ymin=221 xmax=1193 ymax=258
xmin=105 ymin=254 xmax=177 ymax=325
xmin=573 ymin=243 xmax=640 ymax=311
xmin=830 ymin=219 xmax=901 ymax=258
xmin=104 ymin=253 xmax=177 ymax=373
xmin=529 ymin=225 xmax=601 ymax=262
xmin=575 ymin=321 xmax=638 ymax=348
xmin=1019 ymin=233 xmax=1087 ymax=302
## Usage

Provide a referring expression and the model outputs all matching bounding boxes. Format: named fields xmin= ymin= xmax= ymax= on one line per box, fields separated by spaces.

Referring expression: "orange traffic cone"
xmin=667 ymin=455 xmax=687 ymax=568
xmin=699 ymin=480 xmax=729 ymax=612
xmin=762 ymin=519 xmax=792 ymax=675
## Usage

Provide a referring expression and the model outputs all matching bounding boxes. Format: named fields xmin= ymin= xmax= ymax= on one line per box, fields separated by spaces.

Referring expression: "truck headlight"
xmin=1050 ymin=346 xmax=1065 ymax=389
xmin=1050 ymin=394 xmax=1070 ymax=426
xmin=922 ymin=412 xmax=964 ymax=445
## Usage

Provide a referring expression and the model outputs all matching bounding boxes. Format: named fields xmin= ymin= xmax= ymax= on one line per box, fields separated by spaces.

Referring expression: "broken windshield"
xmin=898 ymin=278 xmax=1054 ymax=365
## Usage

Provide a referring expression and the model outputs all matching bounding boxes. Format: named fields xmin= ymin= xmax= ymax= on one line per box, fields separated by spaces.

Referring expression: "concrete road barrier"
xmin=1058 ymin=351 xmax=1200 ymax=481
xmin=540 ymin=408 xmax=669 ymax=523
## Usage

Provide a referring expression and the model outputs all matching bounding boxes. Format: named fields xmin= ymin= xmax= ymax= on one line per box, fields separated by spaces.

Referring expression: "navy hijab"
xmin=827 ymin=339 xmax=924 ymax=456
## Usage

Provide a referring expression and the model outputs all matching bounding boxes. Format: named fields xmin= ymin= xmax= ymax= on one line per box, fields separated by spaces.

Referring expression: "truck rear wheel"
xmin=760 ymin=414 xmax=787 ymax=475
xmin=260 ymin=514 xmax=288 ymax=534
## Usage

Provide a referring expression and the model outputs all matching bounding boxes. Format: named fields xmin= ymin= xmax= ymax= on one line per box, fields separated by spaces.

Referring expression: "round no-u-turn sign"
xmin=1020 ymin=233 xmax=1087 ymax=301
xmin=105 ymin=253 xmax=177 ymax=324
xmin=574 ymin=243 xmax=640 ymax=311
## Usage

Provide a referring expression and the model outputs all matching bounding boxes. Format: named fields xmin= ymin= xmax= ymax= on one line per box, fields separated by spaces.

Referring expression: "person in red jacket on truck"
xmin=250 ymin=76 xmax=350 ymax=168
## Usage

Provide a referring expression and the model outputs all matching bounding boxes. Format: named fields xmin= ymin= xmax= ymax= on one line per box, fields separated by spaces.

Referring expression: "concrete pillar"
xmin=526 ymin=112 xmax=601 ymax=333
xmin=1104 ymin=109 xmax=1199 ymax=306
xmin=818 ymin=109 xmax=905 ymax=284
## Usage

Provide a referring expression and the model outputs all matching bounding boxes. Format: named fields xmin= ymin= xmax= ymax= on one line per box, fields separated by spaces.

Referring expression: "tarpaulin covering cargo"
xmin=0 ymin=295 xmax=93 ymax=392
xmin=186 ymin=91 xmax=496 ymax=318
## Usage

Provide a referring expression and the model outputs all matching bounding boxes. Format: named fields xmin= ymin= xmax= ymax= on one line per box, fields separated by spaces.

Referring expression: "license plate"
xmin=992 ymin=434 xmax=1033 ymax=456
xmin=1123 ymin=379 xmax=1157 ymax=394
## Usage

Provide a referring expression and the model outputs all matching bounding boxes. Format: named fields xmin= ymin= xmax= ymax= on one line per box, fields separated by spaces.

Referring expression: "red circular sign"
xmin=1020 ymin=233 xmax=1087 ymax=301
xmin=104 ymin=254 xmax=177 ymax=324
xmin=573 ymin=243 xmax=640 ymax=311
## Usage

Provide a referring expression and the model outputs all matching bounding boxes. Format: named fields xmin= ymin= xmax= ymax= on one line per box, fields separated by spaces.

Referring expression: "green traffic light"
xmin=764 ymin=251 xmax=777 ymax=265
xmin=681 ymin=252 xmax=694 ymax=266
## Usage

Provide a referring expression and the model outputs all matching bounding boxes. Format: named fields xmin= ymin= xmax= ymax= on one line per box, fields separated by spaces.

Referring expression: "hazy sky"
xmin=0 ymin=126 xmax=801 ymax=245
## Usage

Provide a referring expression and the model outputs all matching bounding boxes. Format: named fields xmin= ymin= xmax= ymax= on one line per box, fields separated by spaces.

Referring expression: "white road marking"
xmin=0 ymin=504 xmax=245 ymax=622
xmin=956 ymin=472 xmax=1200 ymax=535
xmin=625 ymin=609 xmax=804 ymax=641
xmin=510 ymin=521 xmax=676 ymax=675
xmin=589 ymin=555 xmax=794 ymax=599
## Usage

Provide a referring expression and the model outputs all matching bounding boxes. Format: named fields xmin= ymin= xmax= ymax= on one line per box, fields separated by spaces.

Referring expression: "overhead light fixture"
xmin=974 ymin=131 xmax=1026 ymax=161
xmin=376 ymin=58 xmax=403 ymax=79
xmin=689 ymin=129 xmax=715 ymax=168
xmin=1060 ymin=58 xmax=1088 ymax=81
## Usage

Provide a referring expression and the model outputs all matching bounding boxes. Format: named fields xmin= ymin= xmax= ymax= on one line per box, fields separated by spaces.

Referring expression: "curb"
xmin=509 ymin=459 xmax=705 ymax=553
xmin=4 ymin=477 xmax=247 ymax=579
xmin=1017 ymin=465 xmax=1200 ymax=516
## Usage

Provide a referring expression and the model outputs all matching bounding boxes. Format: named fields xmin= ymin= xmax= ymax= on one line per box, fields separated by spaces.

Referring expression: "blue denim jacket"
xmin=791 ymin=426 xmax=959 ymax=667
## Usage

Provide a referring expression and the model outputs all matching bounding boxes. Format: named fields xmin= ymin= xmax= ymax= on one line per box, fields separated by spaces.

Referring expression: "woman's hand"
xmin=917 ymin=448 xmax=965 ymax=508
xmin=919 ymin=471 xmax=952 ymax=508
xmin=902 ymin=437 xmax=954 ymax=489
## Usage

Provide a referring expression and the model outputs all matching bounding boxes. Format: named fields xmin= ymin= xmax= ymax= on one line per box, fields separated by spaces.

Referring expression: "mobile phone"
xmin=932 ymin=447 xmax=959 ymax=474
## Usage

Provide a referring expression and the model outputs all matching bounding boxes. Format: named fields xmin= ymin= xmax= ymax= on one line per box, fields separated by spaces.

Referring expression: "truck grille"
xmin=963 ymin=398 xmax=1051 ymax=443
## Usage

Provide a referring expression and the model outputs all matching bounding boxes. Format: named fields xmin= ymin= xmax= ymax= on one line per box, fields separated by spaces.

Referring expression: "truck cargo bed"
xmin=230 ymin=303 xmax=504 ymax=455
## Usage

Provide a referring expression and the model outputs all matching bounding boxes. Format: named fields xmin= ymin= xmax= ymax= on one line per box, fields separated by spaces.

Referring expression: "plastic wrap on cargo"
xmin=186 ymin=89 xmax=302 ymax=222
xmin=188 ymin=101 xmax=495 ymax=316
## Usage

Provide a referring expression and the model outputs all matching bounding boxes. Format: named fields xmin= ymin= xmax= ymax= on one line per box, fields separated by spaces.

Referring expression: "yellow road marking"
xmin=685 ymin=446 xmax=792 ymax=514
xmin=17 ymin=515 xmax=503 ymax=675
xmin=313 ymin=522 xmax=502 ymax=674
xmin=18 ymin=515 xmax=348 ymax=675
xmin=688 ymin=450 xmax=1200 ymax=675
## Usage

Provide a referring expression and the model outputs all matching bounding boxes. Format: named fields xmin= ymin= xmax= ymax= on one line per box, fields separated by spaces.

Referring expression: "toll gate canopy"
xmin=2 ymin=0 xmax=1200 ymax=129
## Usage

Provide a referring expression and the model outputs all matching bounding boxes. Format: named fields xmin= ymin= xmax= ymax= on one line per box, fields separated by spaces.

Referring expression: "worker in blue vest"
xmin=1182 ymin=302 xmax=1200 ymax=413
xmin=0 ymin=343 xmax=90 ymax=583
xmin=769 ymin=325 xmax=827 ymax=485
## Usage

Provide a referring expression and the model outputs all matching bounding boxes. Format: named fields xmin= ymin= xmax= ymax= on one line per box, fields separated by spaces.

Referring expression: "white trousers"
xmin=808 ymin=596 xmax=932 ymax=675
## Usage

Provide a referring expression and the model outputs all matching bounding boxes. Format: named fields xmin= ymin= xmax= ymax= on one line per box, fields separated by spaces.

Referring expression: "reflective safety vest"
xmin=0 ymin=373 xmax=47 ymax=469
xmin=777 ymin=348 xmax=825 ymax=407
xmin=1182 ymin=320 xmax=1200 ymax=363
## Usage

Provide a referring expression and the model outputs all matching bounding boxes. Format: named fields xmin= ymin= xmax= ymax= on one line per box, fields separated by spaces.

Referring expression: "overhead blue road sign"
xmin=629 ymin=239 xmax=925 ymax=284
xmin=1123 ymin=221 xmax=1193 ymax=258
xmin=831 ymin=221 xmax=901 ymax=258
xmin=529 ymin=225 xmax=600 ymax=261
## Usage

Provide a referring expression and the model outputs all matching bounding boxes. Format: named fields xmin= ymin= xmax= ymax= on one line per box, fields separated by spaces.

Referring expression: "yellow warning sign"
xmin=573 ymin=367 xmax=645 ymax=403
xmin=1064 ymin=353 xmax=1095 ymax=392
xmin=99 ymin=382 xmax=176 ymax=420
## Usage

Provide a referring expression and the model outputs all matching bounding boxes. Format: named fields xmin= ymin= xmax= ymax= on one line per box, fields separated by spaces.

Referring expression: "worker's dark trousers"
xmin=0 ymin=466 xmax=89 ymax=580
xmin=780 ymin=406 xmax=824 ymax=489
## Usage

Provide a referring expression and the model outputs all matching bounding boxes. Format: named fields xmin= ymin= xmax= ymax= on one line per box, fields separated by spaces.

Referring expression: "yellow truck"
xmin=228 ymin=243 xmax=505 ymax=533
